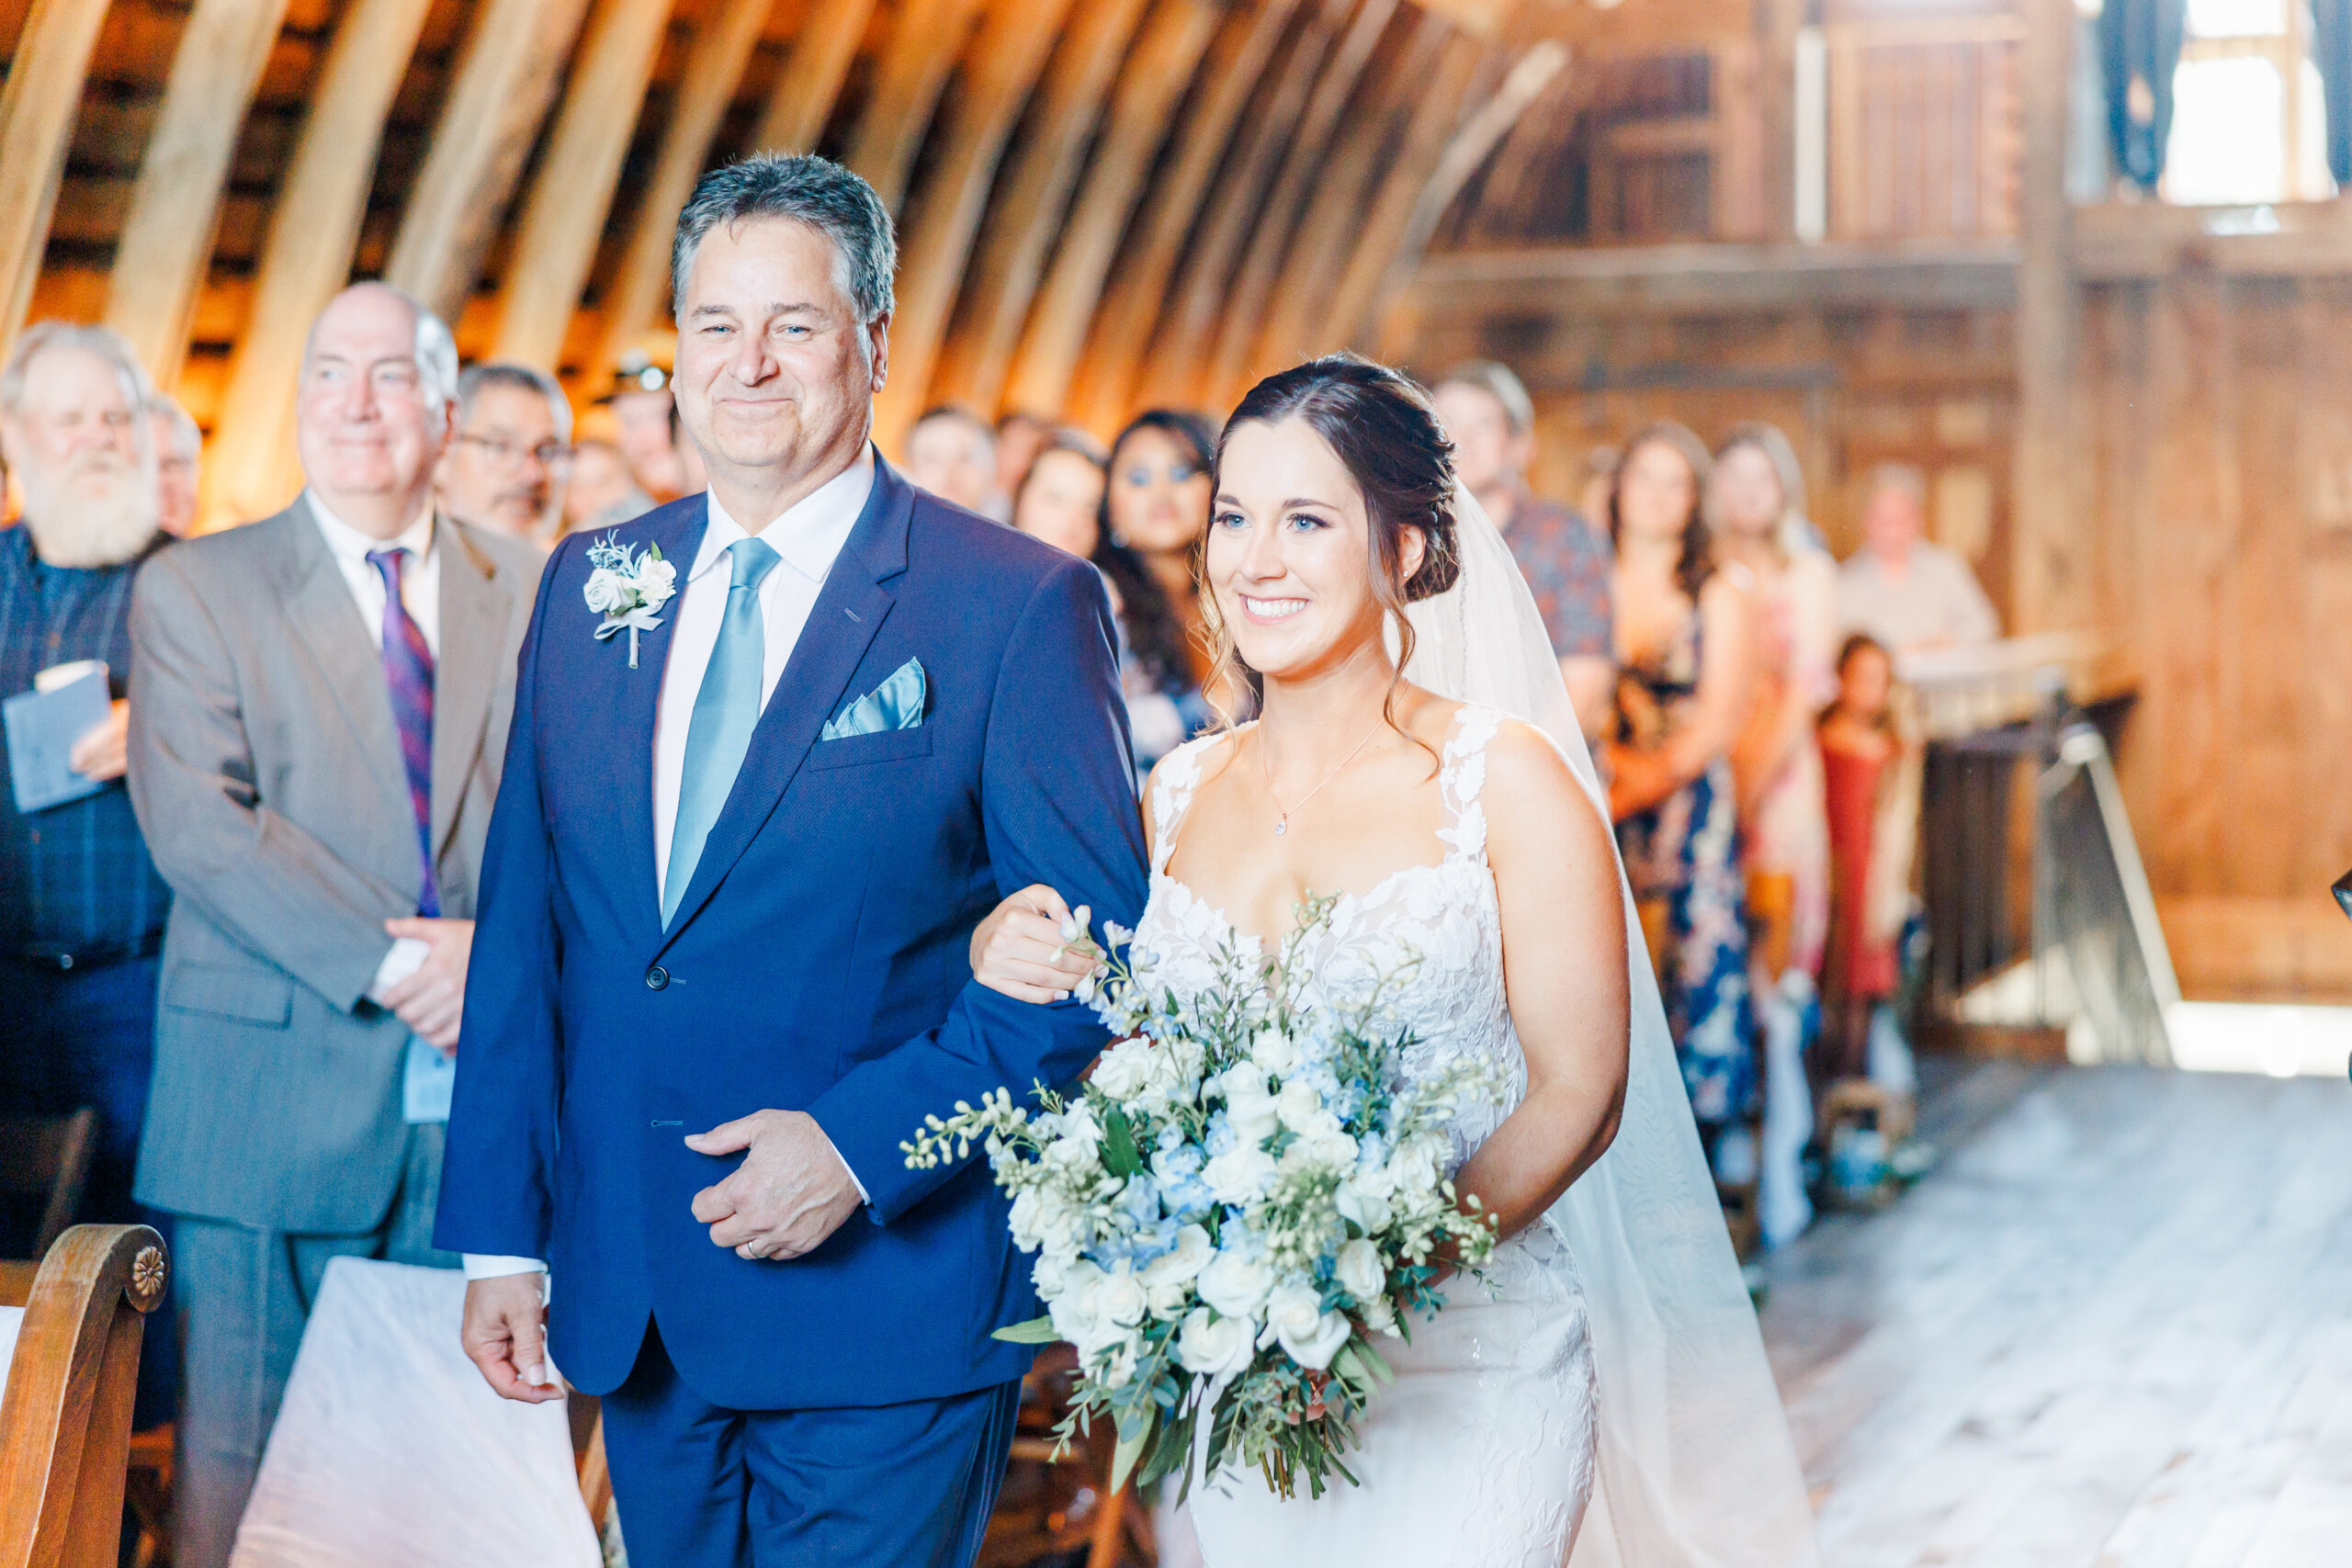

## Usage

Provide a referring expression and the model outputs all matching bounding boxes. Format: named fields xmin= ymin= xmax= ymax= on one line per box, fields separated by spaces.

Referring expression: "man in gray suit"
xmin=128 ymin=282 xmax=540 ymax=1568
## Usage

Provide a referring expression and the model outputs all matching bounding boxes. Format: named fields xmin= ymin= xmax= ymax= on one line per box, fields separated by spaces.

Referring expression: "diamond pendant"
xmin=1273 ymin=818 xmax=1288 ymax=837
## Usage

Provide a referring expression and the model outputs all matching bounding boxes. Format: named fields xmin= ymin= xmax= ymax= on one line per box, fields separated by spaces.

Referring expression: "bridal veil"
xmin=1404 ymin=485 xmax=1821 ymax=1568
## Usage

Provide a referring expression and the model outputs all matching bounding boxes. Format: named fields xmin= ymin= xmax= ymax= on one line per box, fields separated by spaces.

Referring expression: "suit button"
xmin=645 ymin=965 xmax=669 ymax=991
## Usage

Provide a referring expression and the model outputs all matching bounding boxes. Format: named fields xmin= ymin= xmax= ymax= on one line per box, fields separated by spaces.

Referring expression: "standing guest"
xmin=564 ymin=436 xmax=655 ymax=536
xmin=609 ymin=358 xmax=690 ymax=502
xmin=1009 ymin=437 xmax=1106 ymax=559
xmin=148 ymin=392 xmax=201 ymax=537
xmin=435 ymin=362 xmax=573 ymax=546
xmin=127 ymin=283 xmax=541 ymax=1568
xmin=1575 ymin=446 xmax=1618 ymax=541
xmin=0 ymin=322 xmax=176 ymax=1424
xmin=1711 ymin=423 xmax=1836 ymax=981
xmin=1818 ymin=635 xmax=1918 ymax=1088
xmin=904 ymin=404 xmax=1004 ymax=519
xmin=1605 ymin=423 xmax=1756 ymax=1168
xmin=1835 ymin=463 xmax=1999 ymax=656
xmin=1094 ymin=410 xmax=1217 ymax=770
xmin=1431 ymin=361 xmax=1615 ymax=739
xmin=994 ymin=408 xmax=1052 ymax=503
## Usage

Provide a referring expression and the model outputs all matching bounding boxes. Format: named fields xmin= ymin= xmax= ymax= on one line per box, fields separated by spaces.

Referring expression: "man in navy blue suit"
xmin=436 ymin=154 xmax=1148 ymax=1567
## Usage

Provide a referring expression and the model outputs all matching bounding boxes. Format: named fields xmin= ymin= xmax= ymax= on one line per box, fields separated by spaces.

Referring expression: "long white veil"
xmin=1404 ymin=486 xmax=1820 ymax=1568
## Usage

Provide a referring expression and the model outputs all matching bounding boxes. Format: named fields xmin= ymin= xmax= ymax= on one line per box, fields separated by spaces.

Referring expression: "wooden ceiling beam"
xmin=1343 ymin=39 xmax=1568 ymax=351
xmin=1193 ymin=0 xmax=1397 ymax=410
xmin=750 ymin=0 xmax=873 ymax=152
xmin=842 ymin=0 xmax=989 ymax=212
xmin=198 ymin=0 xmax=438 ymax=528
xmin=487 ymin=0 xmax=677 ymax=373
xmin=870 ymin=0 xmax=1080 ymax=457
xmin=0 ymin=0 xmax=114 ymax=363
xmin=924 ymin=0 xmax=1154 ymax=417
xmin=588 ymin=0 xmax=780 ymax=383
xmin=1001 ymin=0 xmax=1226 ymax=421
xmin=384 ymin=0 xmax=594 ymax=325
xmin=103 ymin=0 xmax=296 ymax=387
xmin=1064 ymin=0 xmax=1305 ymax=434
xmin=1233 ymin=6 xmax=1447 ymax=400
xmin=1133 ymin=0 xmax=1351 ymax=412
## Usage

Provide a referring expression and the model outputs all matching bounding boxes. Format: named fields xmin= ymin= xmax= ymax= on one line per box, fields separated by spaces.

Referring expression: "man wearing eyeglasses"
xmin=435 ymin=362 xmax=575 ymax=547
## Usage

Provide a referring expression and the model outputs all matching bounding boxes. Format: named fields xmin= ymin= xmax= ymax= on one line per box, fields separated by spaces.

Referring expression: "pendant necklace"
xmin=1259 ymin=718 xmax=1384 ymax=837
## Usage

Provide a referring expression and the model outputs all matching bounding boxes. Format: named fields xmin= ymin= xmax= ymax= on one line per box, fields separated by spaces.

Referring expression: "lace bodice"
xmin=1136 ymin=703 xmax=1570 ymax=1288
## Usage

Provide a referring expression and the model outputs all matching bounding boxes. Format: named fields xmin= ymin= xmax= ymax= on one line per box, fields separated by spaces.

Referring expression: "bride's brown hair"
xmin=1197 ymin=354 xmax=1461 ymax=737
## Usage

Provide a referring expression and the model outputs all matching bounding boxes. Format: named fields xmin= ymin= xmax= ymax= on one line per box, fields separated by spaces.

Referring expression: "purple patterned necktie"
xmin=367 ymin=547 xmax=439 ymax=917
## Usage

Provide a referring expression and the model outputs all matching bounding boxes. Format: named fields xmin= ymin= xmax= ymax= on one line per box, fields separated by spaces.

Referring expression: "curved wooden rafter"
xmin=842 ymin=0 xmax=989 ymax=214
xmin=0 ymin=0 xmax=115 ymax=363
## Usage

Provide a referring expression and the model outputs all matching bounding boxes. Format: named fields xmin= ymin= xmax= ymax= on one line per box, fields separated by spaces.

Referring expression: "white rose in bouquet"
xmin=1334 ymin=1238 xmax=1385 ymax=1304
xmin=1358 ymin=1292 xmax=1400 ymax=1336
xmin=1046 ymin=1261 xmax=1105 ymax=1347
xmin=1176 ymin=1307 xmax=1257 ymax=1378
xmin=1335 ymin=1171 xmax=1394 ymax=1234
xmin=1203 ymin=1145 xmax=1277 ymax=1206
xmin=1265 ymin=1283 xmax=1353 ymax=1371
xmin=582 ymin=569 xmax=628 ymax=615
xmin=1140 ymin=1225 xmax=1212 ymax=1317
xmin=1249 ymin=1025 xmax=1300 ymax=1076
xmin=1220 ymin=1064 xmax=1282 ymax=1145
xmin=1197 ymin=1245 xmax=1274 ymax=1321
xmin=1088 ymin=1038 xmax=1155 ymax=1100
xmin=1095 ymin=1267 xmax=1149 ymax=1328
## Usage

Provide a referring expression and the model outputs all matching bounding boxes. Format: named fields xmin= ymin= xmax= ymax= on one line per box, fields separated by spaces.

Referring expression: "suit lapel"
xmin=655 ymin=460 xmax=913 ymax=953
xmin=275 ymin=500 xmax=410 ymax=836
xmin=427 ymin=519 xmax=507 ymax=861
xmin=608 ymin=499 xmax=707 ymax=938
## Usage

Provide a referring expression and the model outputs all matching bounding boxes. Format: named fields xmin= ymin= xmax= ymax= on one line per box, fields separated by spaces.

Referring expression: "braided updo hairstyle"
xmin=1202 ymin=353 xmax=1463 ymax=734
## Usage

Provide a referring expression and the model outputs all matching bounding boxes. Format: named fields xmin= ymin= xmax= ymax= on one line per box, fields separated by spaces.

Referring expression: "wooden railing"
xmin=1825 ymin=17 xmax=2026 ymax=242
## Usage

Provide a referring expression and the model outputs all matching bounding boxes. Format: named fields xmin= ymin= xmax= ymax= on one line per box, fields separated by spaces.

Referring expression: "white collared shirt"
xmin=650 ymin=446 xmax=874 ymax=901
xmin=309 ymin=491 xmax=441 ymax=657
xmin=464 ymin=447 xmax=876 ymax=1287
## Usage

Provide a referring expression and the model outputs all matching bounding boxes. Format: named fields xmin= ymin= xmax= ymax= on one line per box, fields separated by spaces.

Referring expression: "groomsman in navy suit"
xmin=438 ymin=154 xmax=1148 ymax=1567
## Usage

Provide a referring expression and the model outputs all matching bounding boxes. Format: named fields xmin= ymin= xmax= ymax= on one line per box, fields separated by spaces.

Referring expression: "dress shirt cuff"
xmin=820 ymin=1126 xmax=870 ymax=1205
xmin=463 ymin=1254 xmax=548 ymax=1282
xmin=368 ymin=937 xmax=431 ymax=1006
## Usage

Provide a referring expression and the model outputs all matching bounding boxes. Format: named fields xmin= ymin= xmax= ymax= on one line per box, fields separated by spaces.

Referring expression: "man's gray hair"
xmin=672 ymin=153 xmax=896 ymax=325
xmin=1440 ymin=359 xmax=1536 ymax=438
xmin=1863 ymin=461 xmax=1928 ymax=510
xmin=300 ymin=283 xmax=460 ymax=420
xmin=0 ymin=321 xmax=155 ymax=420
xmin=457 ymin=361 xmax=573 ymax=443
xmin=147 ymin=391 xmax=200 ymax=456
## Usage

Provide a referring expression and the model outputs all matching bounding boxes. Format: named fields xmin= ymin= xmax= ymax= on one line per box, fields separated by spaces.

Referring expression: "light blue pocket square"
xmin=821 ymin=657 xmax=926 ymax=740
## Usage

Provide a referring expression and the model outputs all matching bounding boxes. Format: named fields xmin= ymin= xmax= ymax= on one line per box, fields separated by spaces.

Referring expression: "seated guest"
xmin=905 ymin=403 xmax=1004 ymax=519
xmin=435 ymin=362 xmax=573 ymax=545
xmin=127 ymin=283 xmax=541 ymax=1568
xmin=563 ymin=435 xmax=654 ymax=535
xmin=0 ymin=321 xmax=176 ymax=1422
xmin=148 ymin=391 xmax=201 ymax=537
xmin=995 ymin=407 xmax=1053 ymax=505
xmin=1604 ymin=423 xmax=1757 ymax=1168
xmin=1818 ymin=634 xmax=1919 ymax=1089
xmin=1010 ymin=437 xmax=1107 ymax=558
xmin=1836 ymin=463 xmax=1998 ymax=656
xmin=1095 ymin=410 xmax=1218 ymax=769
xmin=1432 ymin=360 xmax=1614 ymax=739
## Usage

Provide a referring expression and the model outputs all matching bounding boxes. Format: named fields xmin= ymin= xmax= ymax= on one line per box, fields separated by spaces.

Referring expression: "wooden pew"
xmin=0 ymin=1223 xmax=169 ymax=1568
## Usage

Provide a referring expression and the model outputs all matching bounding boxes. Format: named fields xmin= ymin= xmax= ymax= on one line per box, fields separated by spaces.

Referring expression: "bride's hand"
xmin=969 ymin=884 xmax=1098 ymax=1004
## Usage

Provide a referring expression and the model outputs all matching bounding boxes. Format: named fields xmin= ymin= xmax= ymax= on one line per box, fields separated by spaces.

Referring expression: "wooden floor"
xmin=1758 ymin=1058 xmax=2352 ymax=1567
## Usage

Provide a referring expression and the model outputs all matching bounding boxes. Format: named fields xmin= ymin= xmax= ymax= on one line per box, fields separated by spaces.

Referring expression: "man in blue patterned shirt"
xmin=0 ymin=321 xmax=176 ymax=1415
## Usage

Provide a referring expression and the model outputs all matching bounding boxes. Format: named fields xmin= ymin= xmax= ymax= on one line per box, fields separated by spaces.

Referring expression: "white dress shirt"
xmin=466 ymin=448 xmax=876 ymax=1285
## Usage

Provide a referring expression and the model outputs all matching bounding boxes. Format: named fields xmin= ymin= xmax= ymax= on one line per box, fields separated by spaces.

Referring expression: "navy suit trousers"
xmin=600 ymin=1319 xmax=1019 ymax=1568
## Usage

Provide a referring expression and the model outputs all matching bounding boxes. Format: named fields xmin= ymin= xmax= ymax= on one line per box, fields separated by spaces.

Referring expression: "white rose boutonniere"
xmin=583 ymin=533 xmax=677 ymax=667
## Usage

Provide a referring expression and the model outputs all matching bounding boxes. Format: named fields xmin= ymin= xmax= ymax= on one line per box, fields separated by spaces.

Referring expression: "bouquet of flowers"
xmin=903 ymin=896 xmax=1501 ymax=1500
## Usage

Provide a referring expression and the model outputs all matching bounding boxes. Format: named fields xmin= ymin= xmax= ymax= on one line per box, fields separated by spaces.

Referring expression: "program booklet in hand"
xmin=5 ymin=660 xmax=112 ymax=814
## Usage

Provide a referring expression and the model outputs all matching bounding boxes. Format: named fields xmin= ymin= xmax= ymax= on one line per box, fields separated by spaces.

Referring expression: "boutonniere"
xmin=583 ymin=534 xmax=677 ymax=668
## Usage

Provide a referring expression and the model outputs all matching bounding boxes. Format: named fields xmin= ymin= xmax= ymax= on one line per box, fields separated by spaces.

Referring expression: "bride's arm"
xmin=967 ymin=773 xmax=1163 ymax=1003
xmin=1454 ymin=722 xmax=1633 ymax=1241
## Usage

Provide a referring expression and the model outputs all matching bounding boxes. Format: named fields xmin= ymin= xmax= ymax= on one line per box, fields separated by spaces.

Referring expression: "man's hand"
xmin=380 ymin=917 xmax=474 ymax=1051
xmin=686 ymin=1110 xmax=863 ymax=1261
xmin=460 ymin=1273 xmax=562 ymax=1404
xmin=69 ymin=699 xmax=130 ymax=782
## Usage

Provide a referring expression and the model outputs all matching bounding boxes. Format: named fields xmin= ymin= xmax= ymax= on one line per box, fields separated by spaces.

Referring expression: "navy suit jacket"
xmin=435 ymin=458 xmax=1149 ymax=1408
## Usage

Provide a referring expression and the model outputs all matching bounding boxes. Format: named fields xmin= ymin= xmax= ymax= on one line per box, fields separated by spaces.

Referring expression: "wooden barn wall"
xmin=2083 ymin=269 xmax=2352 ymax=994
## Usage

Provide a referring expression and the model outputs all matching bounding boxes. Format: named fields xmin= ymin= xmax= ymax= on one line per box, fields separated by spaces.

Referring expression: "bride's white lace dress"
xmin=1138 ymin=705 xmax=1598 ymax=1568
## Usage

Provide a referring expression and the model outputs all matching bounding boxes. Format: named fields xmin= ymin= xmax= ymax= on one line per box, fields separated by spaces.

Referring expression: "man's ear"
xmin=867 ymin=313 xmax=892 ymax=395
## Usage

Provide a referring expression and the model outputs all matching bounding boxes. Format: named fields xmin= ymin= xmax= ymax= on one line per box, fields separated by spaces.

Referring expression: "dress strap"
xmin=1437 ymin=705 xmax=1505 ymax=867
xmin=1146 ymin=730 xmax=1228 ymax=875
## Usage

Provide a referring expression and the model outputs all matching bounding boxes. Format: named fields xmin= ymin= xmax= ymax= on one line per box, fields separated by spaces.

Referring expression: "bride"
xmin=968 ymin=355 xmax=1818 ymax=1567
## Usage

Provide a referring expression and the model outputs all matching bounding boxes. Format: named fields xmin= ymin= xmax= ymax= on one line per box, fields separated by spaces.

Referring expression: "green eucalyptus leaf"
xmin=1100 ymin=1103 xmax=1146 ymax=1179
xmin=990 ymin=1314 xmax=1059 ymax=1344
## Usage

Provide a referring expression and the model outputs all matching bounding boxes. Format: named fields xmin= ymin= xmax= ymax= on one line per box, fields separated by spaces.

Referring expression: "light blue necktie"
xmin=662 ymin=537 xmax=780 ymax=927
